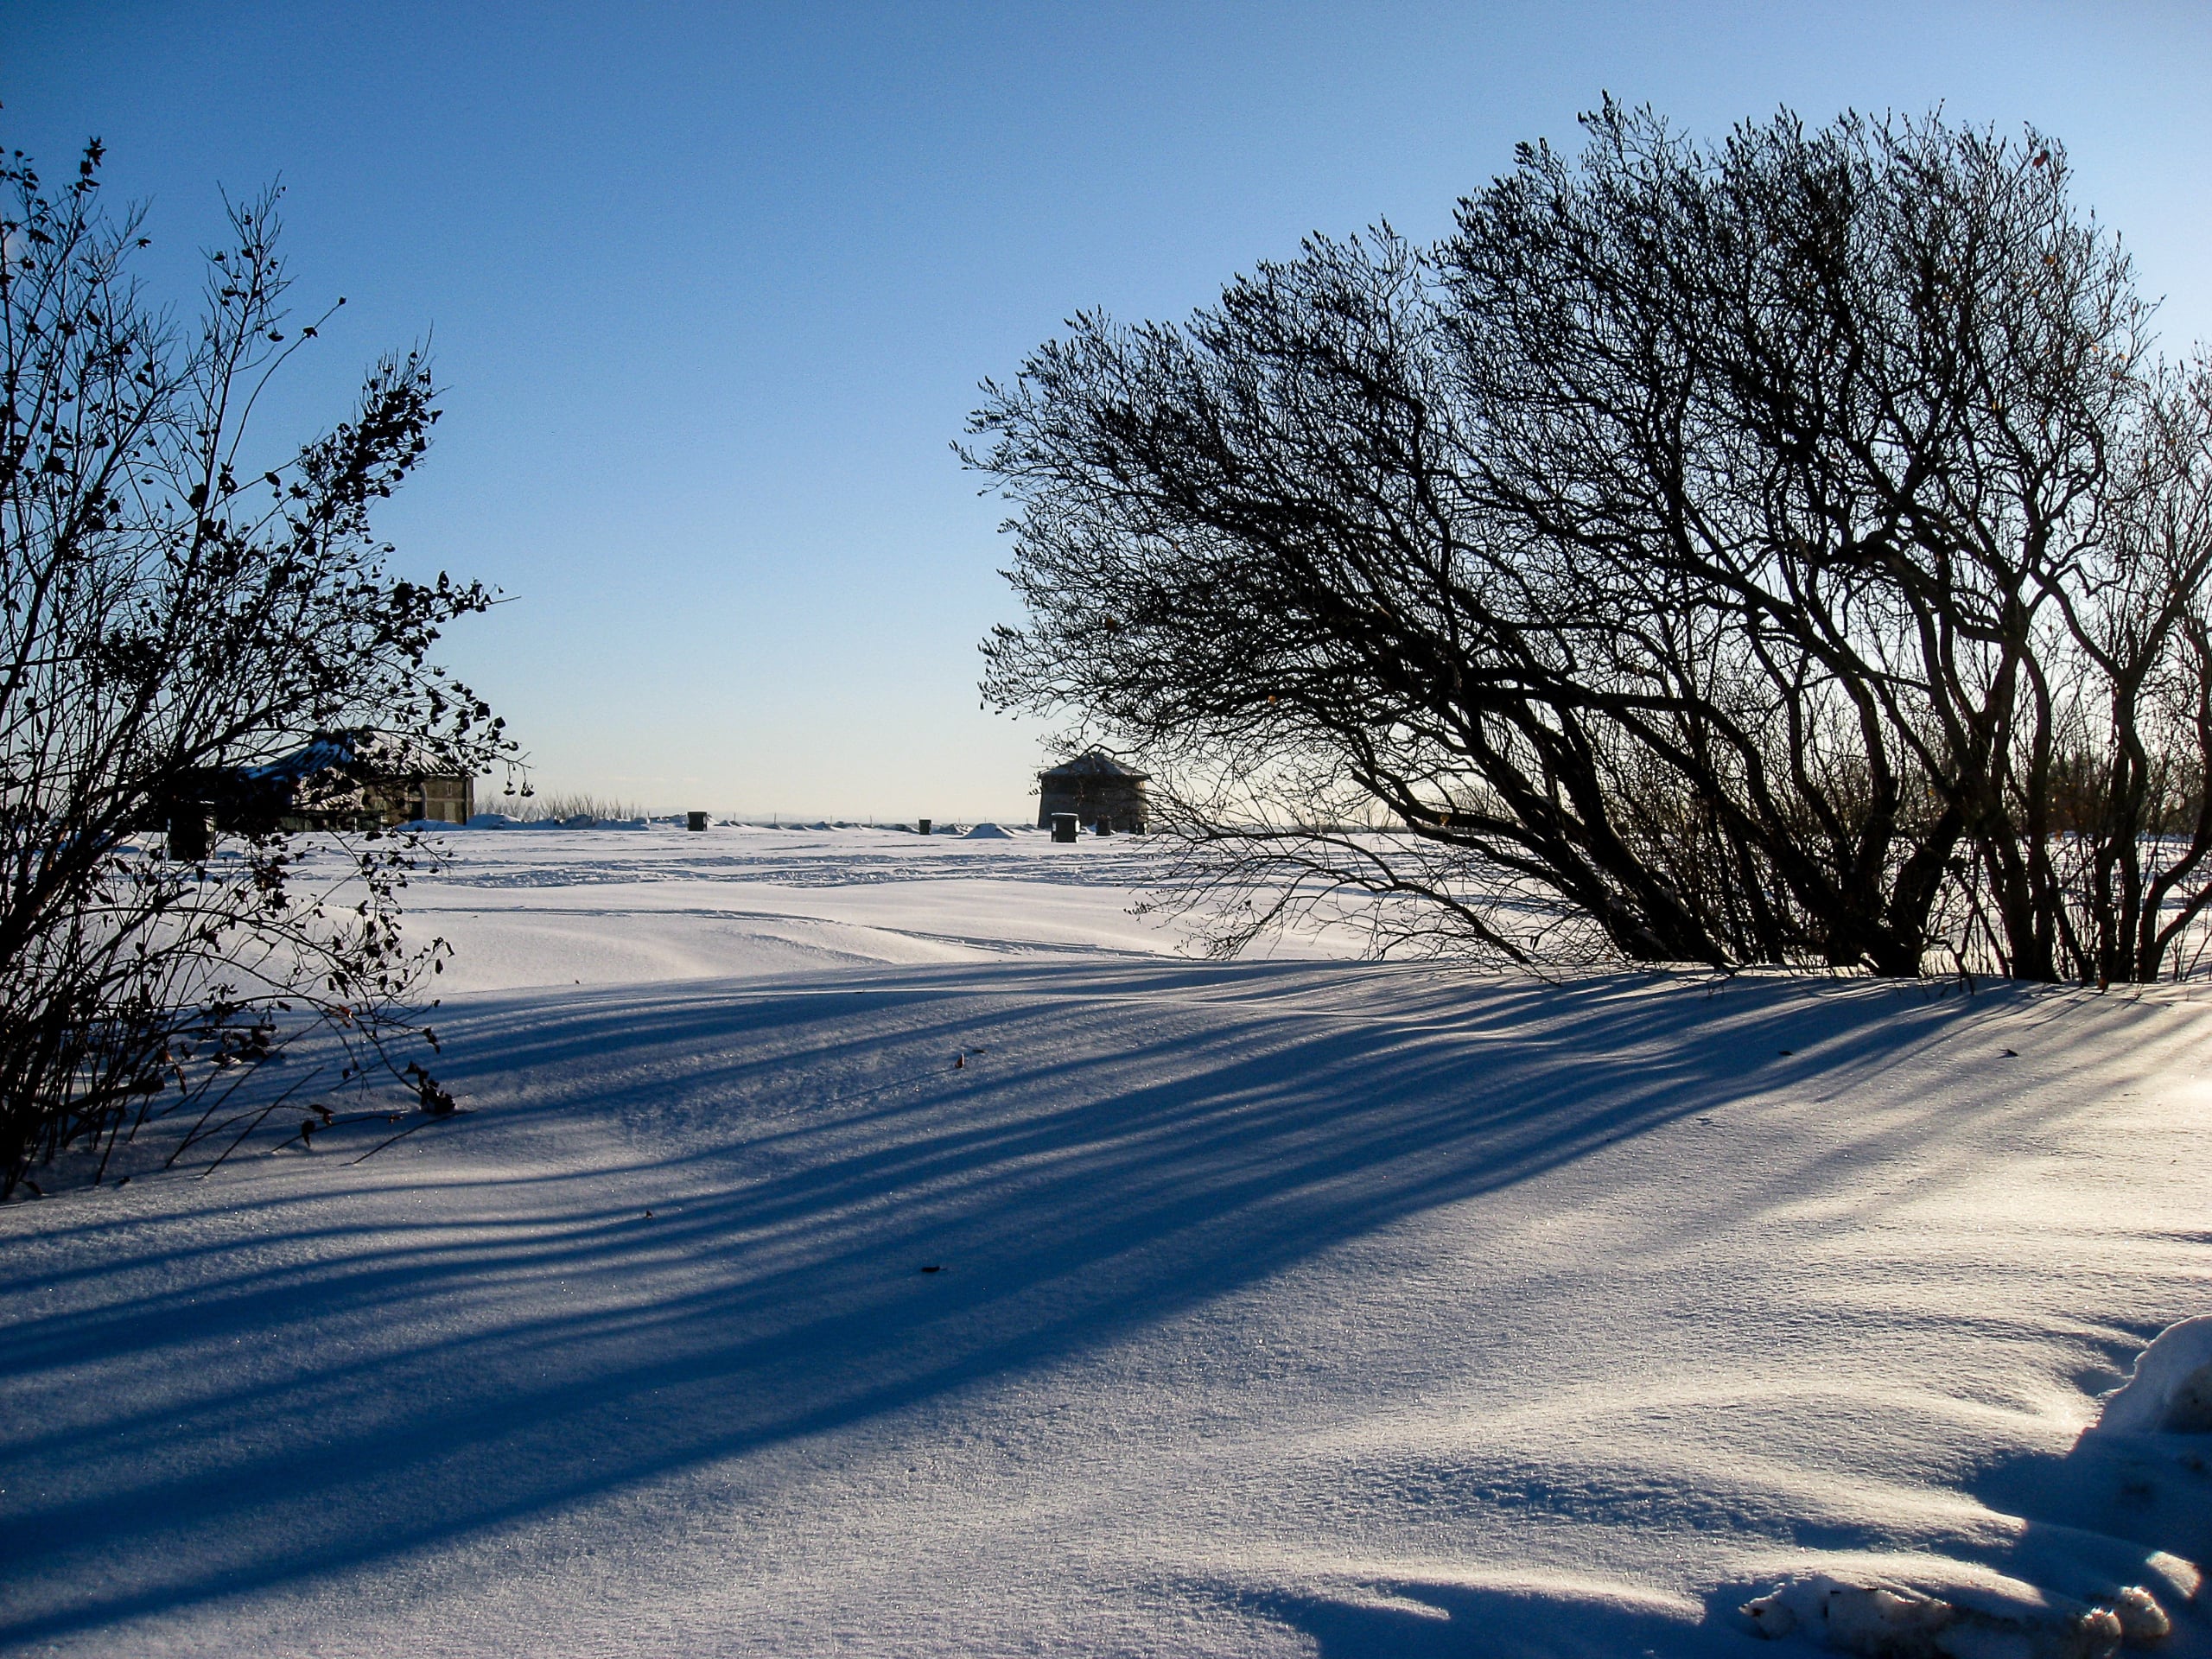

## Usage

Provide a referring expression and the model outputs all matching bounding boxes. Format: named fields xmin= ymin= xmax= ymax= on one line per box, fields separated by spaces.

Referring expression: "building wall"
xmin=264 ymin=773 xmax=474 ymax=830
xmin=1036 ymin=779 xmax=1147 ymax=833
xmin=417 ymin=775 xmax=473 ymax=824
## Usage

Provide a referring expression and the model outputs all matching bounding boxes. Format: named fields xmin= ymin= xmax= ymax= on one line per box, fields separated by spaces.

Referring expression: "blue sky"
xmin=8 ymin=2 xmax=2211 ymax=818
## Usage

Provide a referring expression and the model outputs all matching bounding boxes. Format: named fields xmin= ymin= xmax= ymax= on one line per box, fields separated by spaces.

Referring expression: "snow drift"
xmin=2094 ymin=1315 xmax=2212 ymax=1436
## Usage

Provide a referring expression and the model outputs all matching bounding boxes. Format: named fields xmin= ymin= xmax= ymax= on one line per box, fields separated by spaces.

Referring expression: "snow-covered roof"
xmin=241 ymin=729 xmax=464 ymax=785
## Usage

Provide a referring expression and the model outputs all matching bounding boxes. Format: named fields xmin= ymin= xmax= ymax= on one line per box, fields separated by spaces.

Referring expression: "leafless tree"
xmin=969 ymin=103 xmax=2212 ymax=982
xmin=1 ymin=138 xmax=512 ymax=1195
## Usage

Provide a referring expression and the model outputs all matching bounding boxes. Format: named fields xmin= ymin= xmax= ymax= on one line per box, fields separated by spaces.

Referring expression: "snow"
xmin=3 ymin=823 xmax=2209 ymax=1656
xmin=1737 ymin=1575 xmax=2137 ymax=1655
xmin=394 ymin=822 xmax=1236 ymax=989
xmin=2094 ymin=1316 xmax=2212 ymax=1436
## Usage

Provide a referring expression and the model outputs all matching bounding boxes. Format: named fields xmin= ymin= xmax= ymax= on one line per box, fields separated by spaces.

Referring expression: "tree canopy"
xmin=971 ymin=103 xmax=2212 ymax=982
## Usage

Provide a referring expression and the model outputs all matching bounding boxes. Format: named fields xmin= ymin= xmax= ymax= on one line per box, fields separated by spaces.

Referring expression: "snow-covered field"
xmin=3 ymin=823 xmax=2210 ymax=1656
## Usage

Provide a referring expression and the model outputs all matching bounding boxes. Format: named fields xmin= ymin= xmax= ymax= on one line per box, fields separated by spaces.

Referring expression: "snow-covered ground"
xmin=391 ymin=821 xmax=1248 ymax=989
xmin=3 ymin=823 xmax=2209 ymax=1656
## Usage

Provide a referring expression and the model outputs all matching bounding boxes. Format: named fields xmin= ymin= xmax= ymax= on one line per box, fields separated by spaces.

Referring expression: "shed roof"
xmin=243 ymin=729 xmax=462 ymax=785
xmin=1038 ymin=749 xmax=1150 ymax=783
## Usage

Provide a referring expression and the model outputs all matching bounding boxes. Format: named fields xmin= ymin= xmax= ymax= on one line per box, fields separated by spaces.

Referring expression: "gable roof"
xmin=242 ymin=729 xmax=462 ymax=786
xmin=1038 ymin=749 xmax=1150 ymax=783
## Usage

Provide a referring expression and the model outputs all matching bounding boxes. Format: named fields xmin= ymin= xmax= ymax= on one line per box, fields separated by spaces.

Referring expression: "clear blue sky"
xmin=8 ymin=2 xmax=2210 ymax=818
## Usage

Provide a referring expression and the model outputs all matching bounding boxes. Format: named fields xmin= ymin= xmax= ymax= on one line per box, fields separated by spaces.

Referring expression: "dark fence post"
xmin=168 ymin=806 xmax=212 ymax=861
xmin=918 ymin=818 xmax=931 ymax=836
xmin=1052 ymin=813 xmax=1078 ymax=843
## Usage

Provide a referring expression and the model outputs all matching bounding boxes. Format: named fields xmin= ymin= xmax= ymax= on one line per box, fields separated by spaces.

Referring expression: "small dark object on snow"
xmin=301 ymin=1118 xmax=315 ymax=1147
xmin=644 ymin=1210 xmax=654 ymax=1219
xmin=952 ymin=1054 xmax=964 ymax=1070
xmin=114 ymin=1175 xmax=129 ymax=1187
xmin=918 ymin=817 xmax=931 ymax=836
xmin=2003 ymin=1048 xmax=2018 ymax=1057
xmin=167 ymin=805 xmax=213 ymax=861
xmin=686 ymin=811 xmax=708 ymax=832
xmin=406 ymin=1063 xmax=456 ymax=1116
xmin=1051 ymin=812 xmax=1078 ymax=842
xmin=919 ymin=1264 xmax=942 ymax=1274
xmin=1778 ymin=1049 xmax=1794 ymax=1057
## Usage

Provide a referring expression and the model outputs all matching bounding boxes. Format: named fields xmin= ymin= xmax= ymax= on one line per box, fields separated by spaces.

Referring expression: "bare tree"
xmin=969 ymin=103 xmax=2212 ymax=982
xmin=1 ymin=139 xmax=512 ymax=1195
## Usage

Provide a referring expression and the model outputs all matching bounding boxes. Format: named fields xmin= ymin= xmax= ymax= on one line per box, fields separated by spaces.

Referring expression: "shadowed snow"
xmin=2 ymin=829 xmax=2208 ymax=1656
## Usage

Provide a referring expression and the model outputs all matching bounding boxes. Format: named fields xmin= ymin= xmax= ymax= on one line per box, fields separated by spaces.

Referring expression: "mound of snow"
xmin=2094 ymin=1314 xmax=2212 ymax=1434
xmin=466 ymin=812 xmax=518 ymax=829
xmin=963 ymin=822 xmax=1013 ymax=839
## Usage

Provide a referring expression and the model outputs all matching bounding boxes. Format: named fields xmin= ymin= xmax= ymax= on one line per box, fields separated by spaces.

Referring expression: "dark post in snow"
xmin=918 ymin=818 xmax=931 ymax=836
xmin=1094 ymin=818 xmax=1112 ymax=836
xmin=1051 ymin=813 xmax=1078 ymax=843
xmin=168 ymin=806 xmax=211 ymax=861
xmin=686 ymin=811 xmax=709 ymax=832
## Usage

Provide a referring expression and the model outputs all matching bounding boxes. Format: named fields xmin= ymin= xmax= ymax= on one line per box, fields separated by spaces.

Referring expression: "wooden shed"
xmin=1037 ymin=750 xmax=1149 ymax=834
xmin=198 ymin=731 xmax=474 ymax=832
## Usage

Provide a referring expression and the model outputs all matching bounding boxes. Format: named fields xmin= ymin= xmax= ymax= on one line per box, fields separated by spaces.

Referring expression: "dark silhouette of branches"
xmin=1 ymin=137 xmax=514 ymax=1194
xmin=969 ymin=103 xmax=2212 ymax=982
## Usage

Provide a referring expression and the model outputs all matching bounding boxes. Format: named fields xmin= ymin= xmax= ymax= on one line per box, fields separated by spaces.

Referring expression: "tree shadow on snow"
xmin=1243 ymin=1577 xmax=1721 ymax=1657
xmin=1964 ymin=1419 xmax=2212 ymax=1640
xmin=0 ymin=960 xmax=2183 ymax=1644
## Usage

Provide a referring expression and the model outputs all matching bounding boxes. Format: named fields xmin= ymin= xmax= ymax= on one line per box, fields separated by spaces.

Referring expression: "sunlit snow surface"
xmin=3 ymin=824 xmax=2210 ymax=1656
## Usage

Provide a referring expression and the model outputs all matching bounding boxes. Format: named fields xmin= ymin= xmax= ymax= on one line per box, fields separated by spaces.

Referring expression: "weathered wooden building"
xmin=198 ymin=731 xmax=474 ymax=832
xmin=1036 ymin=751 xmax=1148 ymax=833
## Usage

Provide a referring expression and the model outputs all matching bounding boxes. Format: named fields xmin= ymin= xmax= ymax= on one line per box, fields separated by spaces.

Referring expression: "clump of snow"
xmin=2113 ymin=1586 xmax=2177 ymax=1643
xmin=2093 ymin=1315 xmax=2212 ymax=1435
xmin=1739 ymin=1575 xmax=2140 ymax=1656
xmin=963 ymin=822 xmax=1013 ymax=839
xmin=465 ymin=812 xmax=518 ymax=829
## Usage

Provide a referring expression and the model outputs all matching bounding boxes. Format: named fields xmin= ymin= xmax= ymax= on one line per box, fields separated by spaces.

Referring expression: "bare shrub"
xmin=502 ymin=791 xmax=652 ymax=824
xmin=1 ymin=140 xmax=512 ymax=1194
